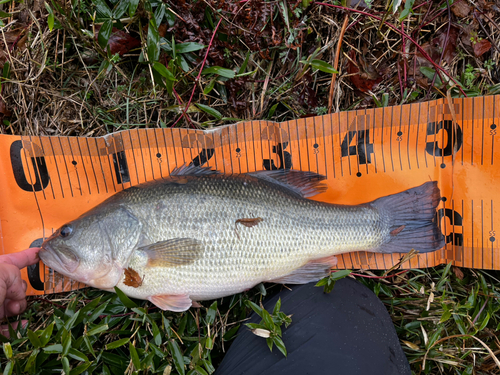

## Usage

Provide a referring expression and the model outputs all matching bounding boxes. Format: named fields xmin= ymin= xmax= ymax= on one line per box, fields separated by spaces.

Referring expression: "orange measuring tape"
xmin=1 ymin=95 xmax=498 ymax=296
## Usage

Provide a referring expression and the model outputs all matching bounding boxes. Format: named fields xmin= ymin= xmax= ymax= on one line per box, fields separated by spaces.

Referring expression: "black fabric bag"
xmin=216 ymin=278 xmax=411 ymax=375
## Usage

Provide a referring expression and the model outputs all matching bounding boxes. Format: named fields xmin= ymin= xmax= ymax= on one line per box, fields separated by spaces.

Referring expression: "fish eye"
xmin=60 ymin=224 xmax=73 ymax=239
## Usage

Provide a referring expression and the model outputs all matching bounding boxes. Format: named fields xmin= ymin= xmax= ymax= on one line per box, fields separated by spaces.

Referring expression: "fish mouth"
xmin=39 ymin=243 xmax=80 ymax=274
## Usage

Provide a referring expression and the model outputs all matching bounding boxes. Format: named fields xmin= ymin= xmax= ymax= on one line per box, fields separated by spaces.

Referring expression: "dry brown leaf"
xmin=16 ymin=33 xmax=28 ymax=51
xmin=460 ymin=22 xmax=492 ymax=59
xmin=0 ymin=99 xmax=12 ymax=118
xmin=3 ymin=28 xmax=24 ymax=47
xmin=95 ymin=26 xmax=141 ymax=56
xmin=453 ymin=266 xmax=464 ymax=280
xmin=123 ymin=267 xmax=144 ymax=288
xmin=408 ymin=26 xmax=458 ymax=90
xmin=416 ymin=26 xmax=459 ymax=68
xmin=158 ymin=24 xmax=168 ymax=38
xmin=347 ymin=50 xmax=382 ymax=93
xmin=451 ymin=0 xmax=471 ymax=18
xmin=33 ymin=0 xmax=43 ymax=13
xmin=473 ymin=38 xmax=492 ymax=57
xmin=436 ymin=27 xmax=459 ymax=65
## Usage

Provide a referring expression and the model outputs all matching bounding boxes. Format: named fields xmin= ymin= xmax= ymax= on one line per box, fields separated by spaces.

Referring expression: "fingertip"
xmin=7 ymin=300 xmax=20 ymax=315
xmin=18 ymin=299 xmax=28 ymax=315
xmin=25 ymin=247 xmax=41 ymax=265
xmin=1 ymin=247 xmax=41 ymax=269
xmin=6 ymin=299 xmax=27 ymax=316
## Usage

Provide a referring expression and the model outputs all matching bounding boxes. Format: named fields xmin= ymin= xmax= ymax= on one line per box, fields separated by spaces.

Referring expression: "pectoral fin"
xmin=149 ymin=294 xmax=193 ymax=312
xmin=139 ymin=238 xmax=203 ymax=267
xmin=268 ymin=255 xmax=338 ymax=284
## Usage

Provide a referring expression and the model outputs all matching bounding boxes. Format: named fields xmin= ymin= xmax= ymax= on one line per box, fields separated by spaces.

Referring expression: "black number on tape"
xmin=436 ymin=208 xmax=464 ymax=246
xmin=192 ymin=148 xmax=215 ymax=166
xmin=181 ymin=134 xmax=215 ymax=167
xmin=10 ymin=140 xmax=50 ymax=192
xmin=27 ymin=238 xmax=45 ymax=291
xmin=263 ymin=142 xmax=292 ymax=170
xmin=340 ymin=130 xmax=374 ymax=164
xmin=112 ymin=151 xmax=130 ymax=184
xmin=425 ymin=120 xmax=463 ymax=157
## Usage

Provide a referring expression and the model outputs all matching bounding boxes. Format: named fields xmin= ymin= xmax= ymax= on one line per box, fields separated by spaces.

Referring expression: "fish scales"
xmin=118 ymin=174 xmax=382 ymax=301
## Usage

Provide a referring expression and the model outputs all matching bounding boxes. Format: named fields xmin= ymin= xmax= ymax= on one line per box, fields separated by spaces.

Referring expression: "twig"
xmin=420 ymin=9 xmax=447 ymax=29
xmin=474 ymin=11 xmax=500 ymax=54
xmin=328 ymin=13 xmax=349 ymax=114
xmin=8 ymin=21 xmax=33 ymax=53
xmin=410 ymin=0 xmax=434 ymax=90
xmin=314 ymin=2 xmax=467 ymax=97
xmin=411 ymin=1 xmax=433 ymax=40
xmin=171 ymin=18 xmax=223 ymax=128
xmin=412 ymin=0 xmax=432 ymax=11
xmin=398 ymin=22 xmax=406 ymax=98
xmin=420 ymin=333 xmax=500 ymax=373
xmin=472 ymin=5 xmax=500 ymax=34
xmin=30 ymin=297 xmax=66 ymax=309
xmin=471 ymin=297 xmax=489 ymax=326
xmin=397 ymin=61 xmax=404 ymax=98
xmin=260 ymin=50 xmax=275 ymax=115
xmin=446 ymin=85 xmax=459 ymax=202
xmin=172 ymin=86 xmax=194 ymax=128
xmin=424 ymin=0 xmax=452 ymax=100
xmin=100 ymin=306 xmax=159 ymax=319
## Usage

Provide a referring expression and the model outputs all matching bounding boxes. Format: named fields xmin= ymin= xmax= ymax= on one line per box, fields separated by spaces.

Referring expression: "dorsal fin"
xmin=169 ymin=164 xmax=219 ymax=177
xmin=248 ymin=170 xmax=328 ymax=198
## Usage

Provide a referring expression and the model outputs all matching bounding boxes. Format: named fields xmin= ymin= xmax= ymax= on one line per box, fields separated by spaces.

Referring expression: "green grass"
xmin=2 ymin=266 xmax=500 ymax=374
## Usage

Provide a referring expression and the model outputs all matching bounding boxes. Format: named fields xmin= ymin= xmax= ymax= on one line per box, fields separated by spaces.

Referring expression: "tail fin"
xmin=372 ymin=181 xmax=444 ymax=253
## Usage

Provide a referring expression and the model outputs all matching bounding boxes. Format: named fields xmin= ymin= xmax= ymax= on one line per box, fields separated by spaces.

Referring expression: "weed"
xmin=316 ymin=270 xmax=353 ymax=293
xmin=484 ymin=59 xmax=495 ymax=72
xmin=463 ymin=64 xmax=477 ymax=88
xmin=245 ymin=299 xmax=292 ymax=357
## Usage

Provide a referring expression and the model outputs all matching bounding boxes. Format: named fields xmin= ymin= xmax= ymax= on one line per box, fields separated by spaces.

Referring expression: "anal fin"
xmin=149 ymin=294 xmax=193 ymax=312
xmin=268 ymin=255 xmax=338 ymax=284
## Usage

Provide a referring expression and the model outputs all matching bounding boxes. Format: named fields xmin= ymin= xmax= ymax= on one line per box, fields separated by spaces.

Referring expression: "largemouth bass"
xmin=39 ymin=165 xmax=444 ymax=311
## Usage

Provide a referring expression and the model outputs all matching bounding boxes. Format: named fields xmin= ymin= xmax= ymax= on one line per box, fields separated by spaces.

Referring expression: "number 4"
xmin=340 ymin=130 xmax=374 ymax=164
